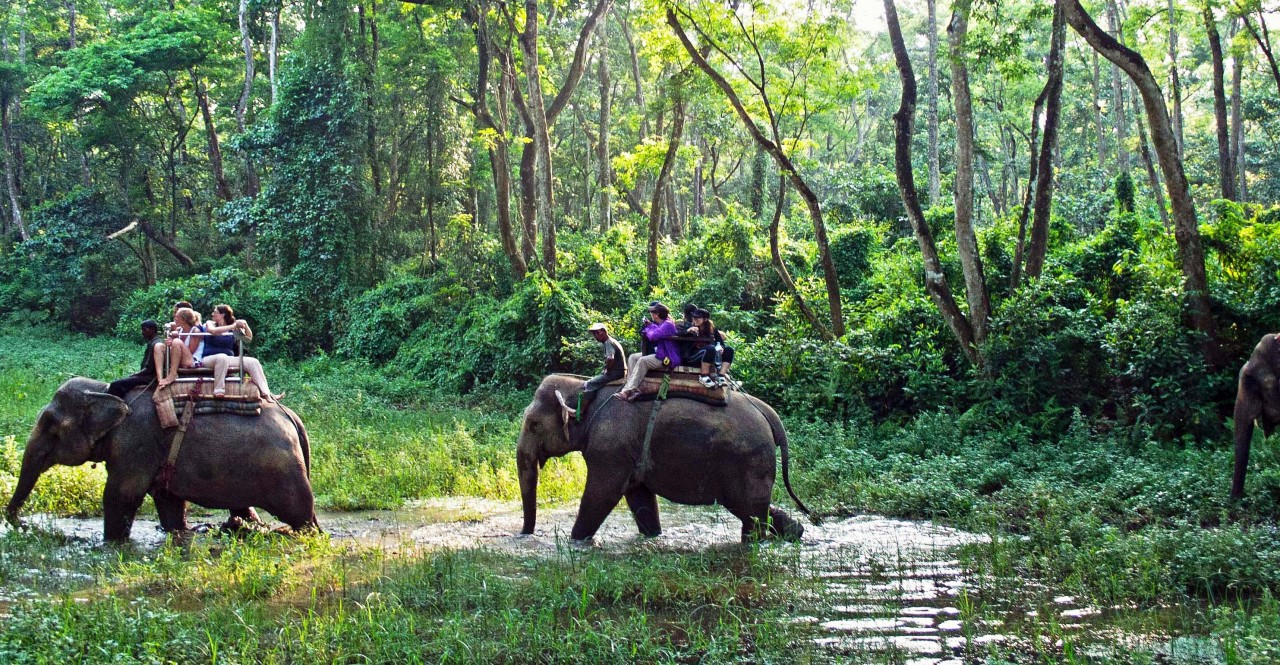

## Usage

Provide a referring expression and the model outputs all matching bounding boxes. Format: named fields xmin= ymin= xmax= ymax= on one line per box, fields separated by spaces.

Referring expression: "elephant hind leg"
xmin=152 ymin=490 xmax=191 ymax=533
xmin=625 ymin=486 xmax=662 ymax=538
xmin=571 ymin=469 xmax=628 ymax=541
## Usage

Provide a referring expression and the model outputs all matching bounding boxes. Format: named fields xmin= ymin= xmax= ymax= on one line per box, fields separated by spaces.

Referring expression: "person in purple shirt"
xmin=617 ymin=302 xmax=681 ymax=401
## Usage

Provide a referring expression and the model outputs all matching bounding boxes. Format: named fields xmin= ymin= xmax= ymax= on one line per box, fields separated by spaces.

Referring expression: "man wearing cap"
xmin=562 ymin=322 xmax=628 ymax=421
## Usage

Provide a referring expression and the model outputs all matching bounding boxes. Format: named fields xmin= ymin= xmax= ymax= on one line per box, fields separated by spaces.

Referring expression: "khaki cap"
xmin=587 ymin=323 xmax=608 ymax=332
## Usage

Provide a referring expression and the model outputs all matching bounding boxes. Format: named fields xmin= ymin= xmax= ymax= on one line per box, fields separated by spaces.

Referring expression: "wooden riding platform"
xmin=611 ymin=365 xmax=729 ymax=405
xmin=153 ymin=375 xmax=262 ymax=429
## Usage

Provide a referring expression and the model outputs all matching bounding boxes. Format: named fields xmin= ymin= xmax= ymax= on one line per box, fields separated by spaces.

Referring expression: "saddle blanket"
xmin=153 ymin=380 xmax=262 ymax=428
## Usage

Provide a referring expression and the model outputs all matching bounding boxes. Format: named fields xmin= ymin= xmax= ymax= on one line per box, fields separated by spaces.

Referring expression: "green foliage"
xmin=0 ymin=190 xmax=134 ymax=331
xmin=239 ymin=10 xmax=375 ymax=356
xmin=1114 ymin=171 xmax=1136 ymax=213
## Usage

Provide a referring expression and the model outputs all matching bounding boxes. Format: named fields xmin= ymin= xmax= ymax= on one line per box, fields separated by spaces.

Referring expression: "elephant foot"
xmin=219 ymin=515 xmax=267 ymax=535
xmin=165 ymin=529 xmax=195 ymax=548
xmin=768 ymin=507 xmax=804 ymax=541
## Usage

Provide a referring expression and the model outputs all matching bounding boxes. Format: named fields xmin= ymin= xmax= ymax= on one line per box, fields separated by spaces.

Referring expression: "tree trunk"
xmin=192 ymin=71 xmax=233 ymax=202
xmin=358 ymin=3 xmax=382 ymax=197
xmin=1024 ymin=0 xmax=1066 ymax=281
xmin=466 ymin=3 xmax=526 ymax=278
xmin=236 ymin=0 xmax=260 ymax=195
xmin=1012 ymin=92 xmax=1043 ymax=289
xmin=947 ymin=0 xmax=990 ymax=346
xmin=236 ymin=0 xmax=254 ymax=132
xmin=926 ymin=0 xmax=940 ymax=205
xmin=597 ymin=40 xmax=612 ymax=231
xmin=518 ymin=0 xmax=614 ymax=277
xmin=1205 ymin=4 xmax=1236 ymax=201
xmin=647 ymin=99 xmax=683 ymax=287
xmin=1063 ymin=0 xmax=1216 ymax=354
xmin=767 ymin=175 xmax=830 ymax=339
xmin=1136 ymin=112 xmax=1169 ymax=228
xmin=1106 ymin=1 xmax=1129 ymax=172
xmin=1092 ymin=49 xmax=1106 ymax=167
xmin=884 ymin=0 xmax=979 ymax=367
xmin=67 ymin=0 xmax=76 ymax=48
xmin=1 ymin=94 xmax=26 ymax=241
xmin=1168 ymin=0 xmax=1183 ymax=154
xmin=1243 ymin=13 xmax=1280 ymax=100
xmin=1232 ymin=19 xmax=1247 ymax=200
xmin=269 ymin=1 xmax=280 ymax=105
xmin=617 ymin=12 xmax=649 ymax=138
xmin=668 ymin=7 xmax=844 ymax=339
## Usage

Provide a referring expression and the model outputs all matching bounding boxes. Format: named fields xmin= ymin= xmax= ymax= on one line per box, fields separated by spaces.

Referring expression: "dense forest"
xmin=1 ymin=0 xmax=1279 ymax=427
xmin=5 ymin=0 xmax=1280 ymax=659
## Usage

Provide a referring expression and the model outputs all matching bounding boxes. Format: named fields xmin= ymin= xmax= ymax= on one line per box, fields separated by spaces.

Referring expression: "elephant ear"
xmin=58 ymin=389 xmax=130 ymax=462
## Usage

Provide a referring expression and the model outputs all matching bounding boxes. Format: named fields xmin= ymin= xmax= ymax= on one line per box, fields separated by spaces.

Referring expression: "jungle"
xmin=2 ymin=0 xmax=1280 ymax=661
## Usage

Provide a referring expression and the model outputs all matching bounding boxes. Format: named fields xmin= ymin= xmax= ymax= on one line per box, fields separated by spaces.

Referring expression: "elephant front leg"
xmin=102 ymin=478 xmax=148 ymax=543
xmin=625 ymin=486 xmax=661 ymax=537
xmin=570 ymin=469 xmax=629 ymax=541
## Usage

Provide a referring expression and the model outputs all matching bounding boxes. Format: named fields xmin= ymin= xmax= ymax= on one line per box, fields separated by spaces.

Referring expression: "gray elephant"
xmin=517 ymin=374 xmax=809 ymax=542
xmin=1233 ymin=334 xmax=1280 ymax=500
xmin=6 ymin=377 xmax=318 ymax=542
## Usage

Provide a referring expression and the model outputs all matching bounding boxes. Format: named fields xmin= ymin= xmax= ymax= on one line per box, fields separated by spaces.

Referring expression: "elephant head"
xmin=6 ymin=377 xmax=129 ymax=528
xmin=517 ymin=376 xmax=584 ymax=535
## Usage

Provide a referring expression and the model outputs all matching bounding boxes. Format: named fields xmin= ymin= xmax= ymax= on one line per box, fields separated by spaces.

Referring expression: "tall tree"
xmin=1062 ymin=0 xmax=1217 ymax=356
xmin=1023 ymin=0 xmax=1067 ymax=280
xmin=926 ymin=0 xmax=940 ymax=205
xmin=1168 ymin=0 xmax=1184 ymax=154
xmin=647 ymin=96 xmax=683 ymax=287
xmin=1205 ymin=2 xmax=1236 ymax=200
xmin=884 ymin=0 xmax=979 ymax=366
xmin=947 ymin=0 xmax=990 ymax=346
xmin=667 ymin=3 xmax=844 ymax=339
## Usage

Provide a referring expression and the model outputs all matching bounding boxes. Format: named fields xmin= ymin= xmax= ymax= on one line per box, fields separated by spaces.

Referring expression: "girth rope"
xmin=634 ymin=374 xmax=671 ymax=481
xmin=156 ymin=380 xmax=201 ymax=490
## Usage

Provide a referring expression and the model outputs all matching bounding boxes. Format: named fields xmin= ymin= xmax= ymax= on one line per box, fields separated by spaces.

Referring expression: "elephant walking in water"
xmin=6 ymin=377 xmax=318 ymax=542
xmin=1233 ymin=334 xmax=1280 ymax=500
xmin=517 ymin=374 xmax=809 ymax=542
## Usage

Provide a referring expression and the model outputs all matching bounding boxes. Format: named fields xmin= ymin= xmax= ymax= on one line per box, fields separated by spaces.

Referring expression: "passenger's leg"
xmin=159 ymin=340 xmax=193 ymax=388
xmin=619 ymin=355 xmax=660 ymax=396
xmin=242 ymin=357 xmax=280 ymax=402
xmin=210 ymin=355 xmax=231 ymax=396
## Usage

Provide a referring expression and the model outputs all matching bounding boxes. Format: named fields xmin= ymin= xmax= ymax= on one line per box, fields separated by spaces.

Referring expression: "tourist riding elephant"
xmin=517 ymin=374 xmax=809 ymax=542
xmin=1233 ymin=334 xmax=1280 ymax=500
xmin=5 ymin=377 xmax=319 ymax=542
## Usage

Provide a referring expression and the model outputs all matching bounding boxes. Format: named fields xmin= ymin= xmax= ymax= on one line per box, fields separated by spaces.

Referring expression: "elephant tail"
xmin=283 ymin=406 xmax=312 ymax=478
xmin=752 ymin=396 xmax=812 ymax=517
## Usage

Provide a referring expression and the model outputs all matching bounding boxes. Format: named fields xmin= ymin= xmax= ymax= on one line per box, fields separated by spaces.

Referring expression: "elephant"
xmin=517 ymin=374 xmax=809 ymax=542
xmin=5 ymin=377 xmax=319 ymax=542
xmin=1232 ymin=333 xmax=1280 ymax=500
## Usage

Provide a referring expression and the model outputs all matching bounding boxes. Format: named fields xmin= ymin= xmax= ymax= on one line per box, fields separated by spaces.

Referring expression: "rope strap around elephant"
xmin=635 ymin=375 xmax=671 ymax=480
xmin=156 ymin=380 xmax=201 ymax=490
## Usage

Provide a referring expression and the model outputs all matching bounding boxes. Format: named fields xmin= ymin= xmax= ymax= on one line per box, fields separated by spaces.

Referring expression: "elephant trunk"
xmin=1232 ymin=393 xmax=1255 ymax=501
xmin=518 ymin=447 xmax=539 ymax=535
xmin=5 ymin=439 xmax=51 ymax=528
